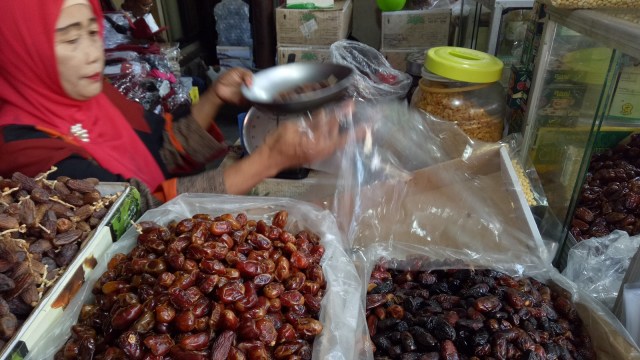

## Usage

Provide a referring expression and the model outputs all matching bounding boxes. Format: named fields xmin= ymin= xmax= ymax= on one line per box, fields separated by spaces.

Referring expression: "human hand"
xmin=212 ymin=67 xmax=253 ymax=106
xmin=261 ymin=101 xmax=362 ymax=171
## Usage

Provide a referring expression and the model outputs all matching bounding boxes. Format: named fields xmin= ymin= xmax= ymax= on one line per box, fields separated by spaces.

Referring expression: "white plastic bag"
xmin=563 ymin=230 xmax=640 ymax=310
xmin=330 ymin=40 xmax=412 ymax=102
xmin=28 ymin=194 xmax=366 ymax=360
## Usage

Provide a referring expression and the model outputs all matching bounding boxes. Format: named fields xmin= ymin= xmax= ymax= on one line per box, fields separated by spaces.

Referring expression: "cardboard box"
xmin=381 ymin=48 xmax=428 ymax=72
xmin=277 ymin=46 xmax=332 ymax=64
xmin=276 ymin=0 xmax=352 ymax=46
xmin=381 ymin=8 xmax=450 ymax=50
xmin=285 ymin=0 xmax=334 ymax=9
xmin=609 ymin=65 xmax=640 ymax=121
xmin=0 ymin=184 xmax=141 ymax=359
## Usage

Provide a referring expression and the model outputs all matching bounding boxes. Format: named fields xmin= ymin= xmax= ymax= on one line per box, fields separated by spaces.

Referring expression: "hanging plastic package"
xmin=330 ymin=40 xmax=412 ymax=102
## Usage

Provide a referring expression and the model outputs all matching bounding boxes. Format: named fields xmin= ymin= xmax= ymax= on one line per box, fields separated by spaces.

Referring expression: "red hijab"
xmin=0 ymin=0 xmax=165 ymax=190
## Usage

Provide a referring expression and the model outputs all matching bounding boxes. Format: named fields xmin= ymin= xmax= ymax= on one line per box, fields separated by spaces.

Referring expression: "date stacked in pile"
xmin=0 ymin=172 xmax=116 ymax=347
xmin=571 ymin=134 xmax=640 ymax=241
xmin=57 ymin=210 xmax=326 ymax=359
xmin=367 ymin=257 xmax=596 ymax=360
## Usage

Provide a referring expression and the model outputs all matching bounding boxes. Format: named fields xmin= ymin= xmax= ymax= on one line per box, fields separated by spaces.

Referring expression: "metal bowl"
xmin=241 ymin=62 xmax=353 ymax=113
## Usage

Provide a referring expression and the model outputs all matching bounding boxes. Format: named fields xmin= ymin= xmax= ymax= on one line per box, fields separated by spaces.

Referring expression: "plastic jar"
xmin=411 ymin=47 xmax=506 ymax=142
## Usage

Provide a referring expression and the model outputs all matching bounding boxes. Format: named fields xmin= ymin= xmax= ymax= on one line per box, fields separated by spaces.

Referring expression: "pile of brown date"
xmin=367 ymin=256 xmax=596 ymax=360
xmin=571 ymin=134 xmax=640 ymax=241
xmin=0 ymin=171 xmax=117 ymax=347
xmin=56 ymin=210 xmax=326 ymax=360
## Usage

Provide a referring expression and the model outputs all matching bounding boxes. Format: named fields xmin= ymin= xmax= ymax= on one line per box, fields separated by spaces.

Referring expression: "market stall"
xmin=2 ymin=0 xmax=640 ymax=358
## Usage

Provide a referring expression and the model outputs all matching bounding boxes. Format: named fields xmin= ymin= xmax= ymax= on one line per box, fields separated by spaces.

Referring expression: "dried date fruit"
xmin=211 ymin=330 xmax=236 ymax=360
xmin=367 ymin=258 xmax=596 ymax=360
xmin=143 ymin=334 xmax=174 ymax=356
xmin=55 ymin=210 xmax=327 ymax=359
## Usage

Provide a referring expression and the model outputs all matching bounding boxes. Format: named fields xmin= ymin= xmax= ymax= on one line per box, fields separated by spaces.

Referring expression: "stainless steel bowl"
xmin=241 ymin=62 xmax=354 ymax=113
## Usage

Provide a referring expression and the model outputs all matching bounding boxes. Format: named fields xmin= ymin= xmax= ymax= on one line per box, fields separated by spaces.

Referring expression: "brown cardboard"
xmin=380 ymin=48 xmax=428 ymax=72
xmin=277 ymin=46 xmax=332 ymax=64
xmin=381 ymin=8 xmax=451 ymax=50
xmin=276 ymin=0 xmax=352 ymax=46
xmin=575 ymin=301 xmax=640 ymax=359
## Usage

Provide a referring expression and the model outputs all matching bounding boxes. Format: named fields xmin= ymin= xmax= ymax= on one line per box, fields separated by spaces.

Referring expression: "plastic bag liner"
xmin=309 ymin=101 xmax=482 ymax=175
xmin=330 ymin=40 xmax=412 ymax=102
xmin=322 ymin=101 xmax=639 ymax=358
xmin=27 ymin=194 xmax=366 ymax=360
xmin=321 ymin=104 xmax=545 ymax=266
xmin=562 ymin=230 xmax=640 ymax=310
xmin=354 ymin=241 xmax=640 ymax=359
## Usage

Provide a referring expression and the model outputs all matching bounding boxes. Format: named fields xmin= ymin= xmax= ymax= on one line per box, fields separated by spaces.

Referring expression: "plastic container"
xmin=411 ymin=46 xmax=506 ymax=142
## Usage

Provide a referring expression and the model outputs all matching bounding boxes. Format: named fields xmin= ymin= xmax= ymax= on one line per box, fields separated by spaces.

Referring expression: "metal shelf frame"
xmin=463 ymin=0 xmax=535 ymax=55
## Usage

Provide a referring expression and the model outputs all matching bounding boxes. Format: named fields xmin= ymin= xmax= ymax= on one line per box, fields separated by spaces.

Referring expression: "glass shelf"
xmin=521 ymin=1 xmax=640 ymax=263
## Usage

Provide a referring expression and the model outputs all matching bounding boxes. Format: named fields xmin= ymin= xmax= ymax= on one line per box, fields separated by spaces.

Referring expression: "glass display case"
xmin=520 ymin=1 xmax=640 ymax=264
xmin=455 ymin=0 xmax=534 ymax=84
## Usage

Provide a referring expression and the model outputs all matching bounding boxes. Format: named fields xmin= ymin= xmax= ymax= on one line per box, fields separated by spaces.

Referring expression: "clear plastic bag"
xmin=26 ymin=194 xmax=366 ymax=360
xmin=103 ymin=12 xmax=133 ymax=49
xmin=563 ymin=230 xmax=640 ymax=310
xmin=322 ymin=99 xmax=640 ymax=358
xmin=214 ymin=0 xmax=253 ymax=47
xmin=330 ymin=40 xmax=412 ymax=102
xmin=355 ymin=242 xmax=640 ymax=359
xmin=309 ymin=101 xmax=480 ymax=175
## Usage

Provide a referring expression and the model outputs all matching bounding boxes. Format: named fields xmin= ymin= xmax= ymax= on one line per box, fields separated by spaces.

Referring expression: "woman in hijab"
xmin=0 ymin=0 xmax=349 ymax=210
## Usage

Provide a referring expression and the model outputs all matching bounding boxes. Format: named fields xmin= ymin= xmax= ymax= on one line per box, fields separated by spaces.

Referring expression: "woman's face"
xmin=55 ymin=3 xmax=105 ymax=101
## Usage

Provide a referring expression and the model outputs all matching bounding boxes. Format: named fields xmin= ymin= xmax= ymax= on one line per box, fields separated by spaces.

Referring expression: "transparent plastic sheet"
xmin=562 ymin=230 xmax=640 ymax=310
xmin=105 ymin=50 xmax=140 ymax=62
xmin=405 ymin=0 xmax=452 ymax=10
xmin=109 ymin=73 xmax=162 ymax=113
xmin=165 ymin=80 xmax=193 ymax=113
xmin=214 ymin=0 xmax=253 ymax=47
xmin=354 ymin=242 xmax=640 ymax=359
xmin=330 ymin=40 xmax=412 ymax=102
xmin=143 ymin=54 xmax=174 ymax=76
xmin=103 ymin=12 xmax=133 ymax=49
xmin=319 ymin=102 xmax=544 ymax=268
xmin=159 ymin=43 xmax=183 ymax=76
xmin=309 ymin=101 xmax=479 ymax=175
xmin=27 ymin=194 xmax=366 ymax=360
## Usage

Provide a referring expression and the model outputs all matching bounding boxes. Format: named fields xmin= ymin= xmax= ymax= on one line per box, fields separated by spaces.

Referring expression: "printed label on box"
xmin=537 ymin=85 xmax=586 ymax=118
xmin=381 ymin=9 xmax=450 ymax=49
xmin=277 ymin=46 xmax=332 ymax=64
xmin=609 ymin=65 xmax=640 ymax=121
xmin=108 ymin=187 xmax=141 ymax=240
xmin=299 ymin=18 xmax=319 ymax=38
xmin=276 ymin=0 xmax=352 ymax=46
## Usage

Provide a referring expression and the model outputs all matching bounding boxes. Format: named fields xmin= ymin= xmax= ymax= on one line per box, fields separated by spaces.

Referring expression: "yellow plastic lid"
xmin=425 ymin=47 xmax=503 ymax=83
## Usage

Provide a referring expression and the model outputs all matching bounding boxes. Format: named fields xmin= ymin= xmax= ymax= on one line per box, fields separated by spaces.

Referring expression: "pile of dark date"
xmin=56 ymin=210 xmax=326 ymax=360
xmin=367 ymin=257 xmax=596 ymax=360
xmin=0 ymin=171 xmax=116 ymax=347
xmin=571 ymin=134 xmax=640 ymax=241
